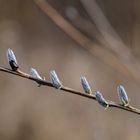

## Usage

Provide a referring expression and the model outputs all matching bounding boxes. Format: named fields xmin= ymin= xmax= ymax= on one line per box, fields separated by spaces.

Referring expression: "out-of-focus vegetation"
xmin=0 ymin=0 xmax=140 ymax=140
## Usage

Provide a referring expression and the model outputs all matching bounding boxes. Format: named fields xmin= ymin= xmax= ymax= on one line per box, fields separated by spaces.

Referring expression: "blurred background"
xmin=0 ymin=0 xmax=140 ymax=140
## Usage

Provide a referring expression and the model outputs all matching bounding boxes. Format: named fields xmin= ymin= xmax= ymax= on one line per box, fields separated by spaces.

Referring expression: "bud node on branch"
xmin=0 ymin=48 xmax=140 ymax=116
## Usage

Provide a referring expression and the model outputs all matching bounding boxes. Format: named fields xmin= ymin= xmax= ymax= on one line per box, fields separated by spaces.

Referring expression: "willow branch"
xmin=0 ymin=66 xmax=140 ymax=115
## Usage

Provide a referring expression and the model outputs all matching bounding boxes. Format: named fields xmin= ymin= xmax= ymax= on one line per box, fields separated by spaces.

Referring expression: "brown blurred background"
xmin=0 ymin=0 xmax=140 ymax=140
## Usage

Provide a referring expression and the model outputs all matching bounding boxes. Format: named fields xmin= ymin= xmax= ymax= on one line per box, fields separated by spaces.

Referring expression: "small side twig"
xmin=0 ymin=66 xmax=140 ymax=115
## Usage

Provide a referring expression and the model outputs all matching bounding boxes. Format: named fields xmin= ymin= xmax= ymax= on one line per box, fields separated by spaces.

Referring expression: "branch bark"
xmin=0 ymin=66 xmax=140 ymax=115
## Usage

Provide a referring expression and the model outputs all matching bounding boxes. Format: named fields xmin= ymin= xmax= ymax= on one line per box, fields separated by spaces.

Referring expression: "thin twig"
xmin=0 ymin=66 xmax=140 ymax=115
xmin=33 ymin=0 xmax=140 ymax=85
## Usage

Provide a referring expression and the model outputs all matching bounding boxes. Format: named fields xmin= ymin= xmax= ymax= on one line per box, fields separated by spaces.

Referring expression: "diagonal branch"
xmin=80 ymin=0 xmax=140 ymax=84
xmin=0 ymin=66 xmax=140 ymax=115
xmin=33 ymin=0 xmax=140 ymax=85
